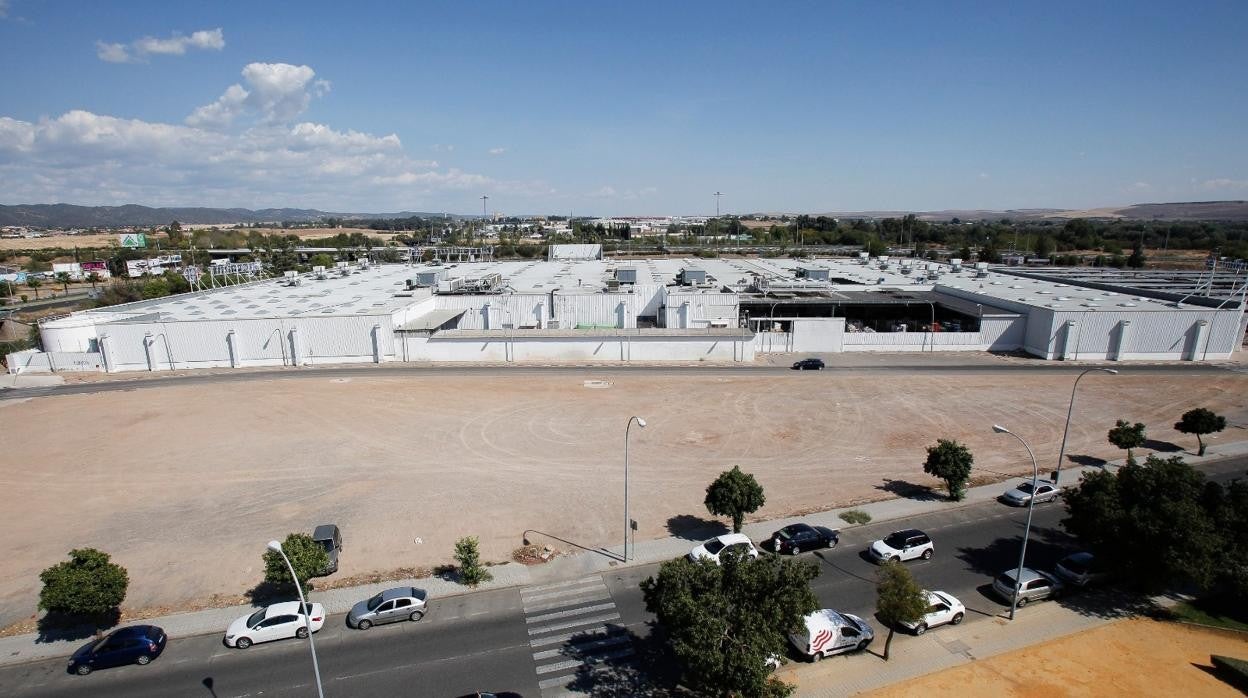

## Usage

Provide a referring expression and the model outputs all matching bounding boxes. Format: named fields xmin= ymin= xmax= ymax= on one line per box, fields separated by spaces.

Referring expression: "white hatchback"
xmin=688 ymin=533 xmax=760 ymax=565
xmin=869 ymin=529 xmax=934 ymax=564
xmin=224 ymin=601 xmax=325 ymax=649
xmin=900 ymin=591 xmax=966 ymax=635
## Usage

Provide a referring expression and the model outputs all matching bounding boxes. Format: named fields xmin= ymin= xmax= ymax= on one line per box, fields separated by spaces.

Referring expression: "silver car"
xmin=348 ymin=587 xmax=428 ymax=629
xmin=1000 ymin=480 xmax=1061 ymax=506
xmin=992 ymin=567 xmax=1063 ymax=607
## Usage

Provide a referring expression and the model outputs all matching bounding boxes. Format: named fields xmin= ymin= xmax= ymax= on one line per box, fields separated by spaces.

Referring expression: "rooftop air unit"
xmin=313 ymin=265 xmax=328 ymax=280
xmin=975 ymin=262 xmax=989 ymax=278
xmin=878 ymin=256 xmax=891 ymax=269
xmin=679 ymin=268 xmax=707 ymax=285
xmin=899 ymin=260 xmax=914 ymax=274
xmin=797 ymin=267 xmax=831 ymax=282
xmin=950 ymin=258 xmax=963 ymax=272
xmin=615 ymin=267 xmax=638 ymax=284
xmin=408 ymin=269 xmax=448 ymax=289
xmin=858 ymin=252 xmax=870 ymax=265
xmin=606 ymin=279 xmax=621 ymax=291
xmin=437 ymin=277 xmax=465 ymax=294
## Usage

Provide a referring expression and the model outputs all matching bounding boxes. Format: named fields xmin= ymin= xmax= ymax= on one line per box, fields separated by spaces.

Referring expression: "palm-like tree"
xmin=55 ymin=271 xmax=72 ymax=292
xmin=26 ymin=277 xmax=42 ymax=300
xmin=86 ymin=272 xmax=102 ymax=290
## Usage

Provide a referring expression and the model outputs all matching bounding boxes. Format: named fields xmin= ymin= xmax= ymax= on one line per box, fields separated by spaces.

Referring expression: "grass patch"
xmin=1168 ymin=597 xmax=1248 ymax=632
xmin=839 ymin=509 xmax=872 ymax=525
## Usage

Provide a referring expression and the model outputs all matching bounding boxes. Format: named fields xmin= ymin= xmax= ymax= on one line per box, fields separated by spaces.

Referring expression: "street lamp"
xmin=1054 ymin=368 xmax=1118 ymax=484
xmin=624 ymin=416 xmax=647 ymax=561
xmin=992 ymin=425 xmax=1038 ymax=622
xmin=266 ymin=540 xmax=325 ymax=698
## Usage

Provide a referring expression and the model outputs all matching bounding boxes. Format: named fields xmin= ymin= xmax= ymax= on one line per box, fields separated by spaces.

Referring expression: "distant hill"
xmin=0 ymin=204 xmax=452 ymax=228
xmin=802 ymin=201 xmax=1248 ymax=222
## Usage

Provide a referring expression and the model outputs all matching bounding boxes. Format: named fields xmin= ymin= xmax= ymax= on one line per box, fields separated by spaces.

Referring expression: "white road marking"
xmin=532 ymin=633 xmax=631 ymax=661
xmin=525 ymin=602 xmax=616 ymax=625
xmin=527 ymin=612 xmax=621 ymax=636
xmin=536 ymin=646 xmax=634 ymax=674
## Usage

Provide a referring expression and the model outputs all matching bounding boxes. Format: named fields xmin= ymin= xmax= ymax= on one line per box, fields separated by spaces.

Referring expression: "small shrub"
xmin=839 ymin=509 xmax=872 ymax=525
xmin=39 ymin=548 xmax=129 ymax=618
xmin=262 ymin=533 xmax=329 ymax=594
xmin=454 ymin=536 xmax=492 ymax=587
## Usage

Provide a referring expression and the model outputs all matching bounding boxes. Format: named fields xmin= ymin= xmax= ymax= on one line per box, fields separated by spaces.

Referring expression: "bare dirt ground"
xmin=0 ymin=370 xmax=1244 ymax=628
xmin=866 ymin=618 xmax=1248 ymax=697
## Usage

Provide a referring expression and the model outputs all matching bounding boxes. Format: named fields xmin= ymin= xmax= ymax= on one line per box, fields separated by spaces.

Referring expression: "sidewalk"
xmin=1 ymin=440 xmax=1245 ymax=669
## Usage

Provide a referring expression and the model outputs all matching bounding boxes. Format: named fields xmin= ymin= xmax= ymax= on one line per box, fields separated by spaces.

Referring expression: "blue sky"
xmin=1 ymin=1 xmax=1245 ymax=215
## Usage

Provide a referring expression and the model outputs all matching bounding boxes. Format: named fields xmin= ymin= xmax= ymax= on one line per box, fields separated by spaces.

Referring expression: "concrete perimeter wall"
xmin=400 ymin=331 xmax=753 ymax=362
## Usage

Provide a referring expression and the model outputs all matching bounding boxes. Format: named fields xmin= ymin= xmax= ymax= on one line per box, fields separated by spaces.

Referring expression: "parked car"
xmin=767 ymin=523 xmax=839 ymax=554
xmin=992 ymin=567 xmax=1063 ymax=607
xmin=792 ymin=358 xmax=826 ymax=370
xmin=1000 ymin=480 xmax=1061 ymax=506
xmin=68 ymin=625 xmax=166 ymax=675
xmin=787 ymin=609 xmax=874 ymax=661
xmin=1054 ymin=552 xmax=1110 ymax=588
xmin=312 ymin=524 xmax=342 ymax=576
xmin=869 ymin=529 xmax=934 ymax=563
xmin=900 ymin=591 xmax=965 ymax=635
xmin=348 ymin=587 xmax=429 ymax=629
xmin=688 ymin=533 xmax=760 ymax=565
xmin=225 ymin=601 xmax=325 ymax=649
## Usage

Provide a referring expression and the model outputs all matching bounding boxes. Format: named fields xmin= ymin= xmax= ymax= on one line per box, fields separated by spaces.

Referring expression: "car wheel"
xmin=1016 ymin=596 xmax=1029 ymax=608
xmin=891 ymin=556 xmax=900 ymax=563
xmin=921 ymin=549 xmax=933 ymax=560
xmin=409 ymin=610 xmax=425 ymax=622
xmin=357 ymin=619 xmax=372 ymax=630
xmin=135 ymin=655 xmax=151 ymax=665
xmin=951 ymin=612 xmax=964 ymax=625
xmin=914 ymin=623 xmax=928 ymax=636
xmin=827 ymin=539 xmax=838 ymax=549
xmin=75 ymin=664 xmax=92 ymax=676
xmin=235 ymin=637 xmax=252 ymax=649
xmin=296 ymin=627 xmax=309 ymax=639
xmin=810 ymin=651 xmax=823 ymax=663
xmin=856 ymin=640 xmax=870 ymax=652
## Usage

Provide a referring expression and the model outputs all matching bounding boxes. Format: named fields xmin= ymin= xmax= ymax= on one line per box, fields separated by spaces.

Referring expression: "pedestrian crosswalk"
xmin=520 ymin=575 xmax=633 ymax=696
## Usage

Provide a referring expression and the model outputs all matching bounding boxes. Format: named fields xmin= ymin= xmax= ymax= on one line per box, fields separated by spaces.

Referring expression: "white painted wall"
xmin=400 ymin=332 xmax=753 ymax=362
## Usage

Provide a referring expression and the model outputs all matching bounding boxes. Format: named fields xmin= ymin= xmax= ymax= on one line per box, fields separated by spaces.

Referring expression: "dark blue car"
xmin=68 ymin=625 xmax=166 ymax=675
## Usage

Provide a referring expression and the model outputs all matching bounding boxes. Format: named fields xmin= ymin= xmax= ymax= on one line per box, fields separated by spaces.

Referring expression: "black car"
xmin=767 ymin=523 xmax=839 ymax=554
xmin=69 ymin=625 xmax=167 ymax=675
xmin=792 ymin=358 xmax=825 ymax=370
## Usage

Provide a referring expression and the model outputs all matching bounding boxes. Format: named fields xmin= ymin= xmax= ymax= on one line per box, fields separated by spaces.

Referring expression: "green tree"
xmin=454 ymin=536 xmax=492 ymax=587
xmin=1063 ymin=455 xmax=1222 ymax=592
xmin=641 ymin=550 xmax=818 ymax=697
xmin=705 ymin=465 xmax=767 ymax=533
xmin=1107 ymin=419 xmax=1147 ymax=462
xmin=308 ymin=253 xmax=335 ymax=269
xmin=39 ymin=548 xmax=129 ymax=619
xmin=1175 ymin=408 xmax=1226 ymax=456
xmin=923 ymin=439 xmax=974 ymax=501
xmin=875 ymin=561 xmax=928 ymax=660
xmin=55 ymin=271 xmax=72 ymax=292
xmin=85 ymin=272 xmax=102 ymax=290
xmin=262 ymin=533 xmax=329 ymax=593
xmin=1127 ymin=241 xmax=1146 ymax=268
xmin=1035 ymin=235 xmax=1055 ymax=258
xmin=25 ymin=276 xmax=41 ymax=299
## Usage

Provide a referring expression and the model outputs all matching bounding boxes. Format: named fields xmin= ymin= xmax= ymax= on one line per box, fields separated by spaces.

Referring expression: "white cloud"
xmin=0 ymin=0 xmax=9 ymax=19
xmin=96 ymin=28 xmax=225 ymax=63
xmin=588 ymin=185 xmax=655 ymax=200
xmin=488 ymin=147 xmax=506 ymax=156
xmin=978 ymin=172 xmax=990 ymax=179
xmin=188 ymin=63 xmax=327 ymax=129
xmin=1201 ymin=178 xmax=1248 ymax=190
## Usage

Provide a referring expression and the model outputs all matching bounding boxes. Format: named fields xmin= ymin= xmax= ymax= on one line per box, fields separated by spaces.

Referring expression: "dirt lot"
xmin=0 ymin=228 xmax=399 ymax=251
xmin=0 ymin=370 xmax=1244 ymax=628
xmin=866 ymin=618 xmax=1248 ymax=697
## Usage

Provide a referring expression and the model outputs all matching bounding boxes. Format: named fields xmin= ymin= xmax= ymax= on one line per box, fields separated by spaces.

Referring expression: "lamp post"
xmin=266 ymin=540 xmax=324 ymax=698
xmin=992 ymin=425 xmax=1038 ymax=621
xmin=1054 ymin=368 xmax=1118 ymax=484
xmin=624 ymin=416 xmax=647 ymax=561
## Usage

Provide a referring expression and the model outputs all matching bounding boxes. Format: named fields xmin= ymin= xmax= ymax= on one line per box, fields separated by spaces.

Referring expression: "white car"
xmin=1001 ymin=480 xmax=1061 ymax=506
xmin=224 ymin=601 xmax=325 ymax=649
xmin=900 ymin=591 xmax=965 ymax=635
xmin=688 ymin=533 xmax=760 ymax=565
xmin=868 ymin=529 xmax=934 ymax=563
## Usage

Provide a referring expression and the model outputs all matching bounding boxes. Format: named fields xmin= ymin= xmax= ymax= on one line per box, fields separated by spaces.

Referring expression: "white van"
xmin=787 ymin=608 xmax=874 ymax=661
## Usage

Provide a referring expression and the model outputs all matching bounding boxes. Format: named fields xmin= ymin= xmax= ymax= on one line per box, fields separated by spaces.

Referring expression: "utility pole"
xmin=714 ymin=192 xmax=723 ymax=249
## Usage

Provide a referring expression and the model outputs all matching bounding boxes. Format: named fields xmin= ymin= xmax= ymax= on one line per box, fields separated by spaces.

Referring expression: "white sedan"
xmin=688 ymin=533 xmax=760 ymax=565
xmin=224 ymin=601 xmax=325 ymax=649
xmin=900 ymin=591 xmax=965 ymax=635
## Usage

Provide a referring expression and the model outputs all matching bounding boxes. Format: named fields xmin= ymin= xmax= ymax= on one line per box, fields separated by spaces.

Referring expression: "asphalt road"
xmin=2 ymin=360 xmax=1236 ymax=401
xmin=2 ymin=456 xmax=1244 ymax=697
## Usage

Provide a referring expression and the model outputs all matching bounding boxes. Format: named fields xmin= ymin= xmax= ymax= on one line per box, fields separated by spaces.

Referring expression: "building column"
xmin=289 ymin=327 xmax=302 ymax=366
xmin=1112 ymin=320 xmax=1131 ymax=361
xmin=98 ymin=334 xmax=113 ymax=373
xmin=371 ymin=324 xmax=384 ymax=363
xmin=1189 ymin=319 xmax=1210 ymax=361
xmin=1060 ymin=320 xmax=1078 ymax=360
xmin=143 ymin=333 xmax=157 ymax=371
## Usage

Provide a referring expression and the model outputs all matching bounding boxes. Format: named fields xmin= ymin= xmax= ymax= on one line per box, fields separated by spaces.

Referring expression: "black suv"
xmin=792 ymin=358 xmax=825 ymax=370
xmin=768 ymin=523 xmax=839 ymax=554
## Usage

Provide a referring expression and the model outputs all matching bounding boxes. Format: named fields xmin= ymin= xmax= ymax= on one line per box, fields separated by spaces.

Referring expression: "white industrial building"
xmin=16 ymin=247 xmax=1245 ymax=373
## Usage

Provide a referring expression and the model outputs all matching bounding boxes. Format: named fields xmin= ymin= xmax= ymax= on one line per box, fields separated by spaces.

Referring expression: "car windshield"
xmin=1061 ymin=557 xmax=1088 ymax=574
xmin=996 ymin=572 xmax=1017 ymax=587
xmin=366 ymin=594 xmax=385 ymax=611
xmin=319 ymin=539 xmax=334 ymax=552
xmin=1016 ymin=482 xmax=1036 ymax=494
xmin=883 ymin=533 xmax=908 ymax=548
xmin=89 ymin=634 xmax=114 ymax=653
xmin=247 ymin=609 xmax=267 ymax=627
xmin=704 ymin=539 xmax=726 ymax=555
xmin=778 ymin=528 xmax=797 ymax=540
